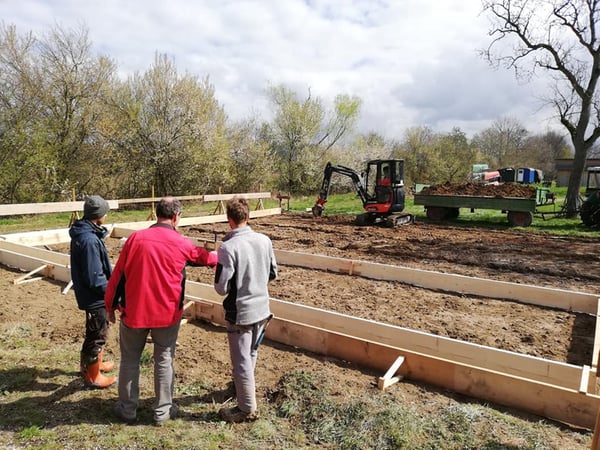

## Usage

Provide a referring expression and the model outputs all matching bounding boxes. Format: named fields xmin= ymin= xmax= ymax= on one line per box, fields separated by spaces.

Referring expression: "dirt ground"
xmin=2 ymin=211 xmax=600 ymax=446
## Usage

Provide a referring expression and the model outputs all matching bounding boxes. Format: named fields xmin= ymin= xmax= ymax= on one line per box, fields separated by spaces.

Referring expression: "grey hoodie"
xmin=214 ymin=225 xmax=277 ymax=325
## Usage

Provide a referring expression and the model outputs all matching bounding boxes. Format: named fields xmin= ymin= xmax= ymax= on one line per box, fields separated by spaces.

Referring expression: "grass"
xmin=0 ymin=188 xmax=596 ymax=238
xmin=290 ymin=188 xmax=600 ymax=238
xmin=0 ymin=336 xmax=591 ymax=449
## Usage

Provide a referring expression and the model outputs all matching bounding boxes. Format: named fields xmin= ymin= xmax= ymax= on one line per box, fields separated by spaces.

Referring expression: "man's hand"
xmin=108 ymin=310 xmax=116 ymax=324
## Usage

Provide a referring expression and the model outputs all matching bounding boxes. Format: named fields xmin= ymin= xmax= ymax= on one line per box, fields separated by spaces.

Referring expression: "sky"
xmin=0 ymin=0 xmax=558 ymax=140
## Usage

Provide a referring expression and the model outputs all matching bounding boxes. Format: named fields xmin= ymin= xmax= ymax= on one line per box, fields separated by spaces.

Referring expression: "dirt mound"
xmin=420 ymin=182 xmax=536 ymax=198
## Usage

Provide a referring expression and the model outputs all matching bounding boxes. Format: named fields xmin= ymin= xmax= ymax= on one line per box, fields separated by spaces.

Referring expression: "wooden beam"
xmin=378 ymin=355 xmax=404 ymax=390
xmin=14 ymin=264 xmax=48 ymax=285
xmin=185 ymin=283 xmax=585 ymax=391
xmin=187 ymin=293 xmax=600 ymax=430
xmin=274 ymin=250 xmax=600 ymax=315
xmin=0 ymin=228 xmax=71 ymax=246
xmin=0 ymin=200 xmax=118 ymax=216
xmin=203 ymin=192 xmax=272 ymax=202
xmin=593 ymin=299 xmax=600 ymax=370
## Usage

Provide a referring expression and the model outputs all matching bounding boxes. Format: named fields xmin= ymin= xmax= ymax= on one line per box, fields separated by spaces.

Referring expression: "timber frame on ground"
xmin=2 ymin=193 xmax=600 ymax=441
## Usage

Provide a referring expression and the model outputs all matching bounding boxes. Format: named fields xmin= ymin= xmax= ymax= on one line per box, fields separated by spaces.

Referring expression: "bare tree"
xmin=482 ymin=0 xmax=600 ymax=216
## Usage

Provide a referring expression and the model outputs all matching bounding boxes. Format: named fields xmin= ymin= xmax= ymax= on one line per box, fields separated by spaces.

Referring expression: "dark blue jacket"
xmin=69 ymin=219 xmax=112 ymax=311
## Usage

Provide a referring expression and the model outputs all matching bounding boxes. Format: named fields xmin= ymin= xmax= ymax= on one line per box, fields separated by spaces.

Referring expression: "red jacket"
xmin=105 ymin=223 xmax=216 ymax=328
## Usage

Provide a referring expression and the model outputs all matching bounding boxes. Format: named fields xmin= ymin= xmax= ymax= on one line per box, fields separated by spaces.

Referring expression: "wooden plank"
xmin=0 ymin=249 xmax=70 ymax=282
xmin=0 ymin=241 xmax=70 ymax=265
xmin=118 ymin=195 xmax=204 ymax=205
xmin=0 ymin=200 xmax=118 ymax=216
xmin=378 ymin=355 xmax=404 ymax=390
xmin=184 ymin=282 xmax=584 ymax=390
xmin=0 ymin=228 xmax=71 ymax=246
xmin=14 ymin=264 xmax=48 ymax=284
xmin=110 ymin=208 xmax=281 ymax=238
xmin=188 ymin=294 xmax=600 ymax=430
xmin=203 ymin=192 xmax=272 ymax=202
xmin=593 ymin=299 xmax=600 ymax=370
xmin=581 ymin=365 xmax=591 ymax=393
xmin=274 ymin=250 xmax=599 ymax=315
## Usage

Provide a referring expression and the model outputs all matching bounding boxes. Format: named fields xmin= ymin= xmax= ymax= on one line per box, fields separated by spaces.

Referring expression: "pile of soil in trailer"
xmin=420 ymin=182 xmax=536 ymax=198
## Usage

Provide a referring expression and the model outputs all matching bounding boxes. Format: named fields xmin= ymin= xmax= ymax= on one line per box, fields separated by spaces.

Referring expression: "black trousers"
xmin=82 ymin=307 xmax=109 ymax=358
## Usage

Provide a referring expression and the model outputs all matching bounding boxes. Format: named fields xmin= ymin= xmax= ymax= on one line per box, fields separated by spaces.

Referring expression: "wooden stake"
xmin=14 ymin=264 xmax=48 ymax=285
xmin=377 ymin=355 xmax=405 ymax=390
xmin=62 ymin=280 xmax=73 ymax=295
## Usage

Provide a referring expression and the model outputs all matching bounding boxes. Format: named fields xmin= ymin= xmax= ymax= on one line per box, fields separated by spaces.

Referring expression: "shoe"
xmin=219 ymin=406 xmax=258 ymax=423
xmin=113 ymin=404 xmax=136 ymax=425
xmin=80 ymin=351 xmax=115 ymax=373
xmin=82 ymin=354 xmax=117 ymax=389
xmin=99 ymin=350 xmax=115 ymax=372
xmin=154 ymin=404 xmax=179 ymax=426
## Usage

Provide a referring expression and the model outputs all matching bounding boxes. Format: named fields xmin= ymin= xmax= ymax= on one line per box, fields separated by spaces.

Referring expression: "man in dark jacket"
xmin=69 ymin=195 xmax=116 ymax=389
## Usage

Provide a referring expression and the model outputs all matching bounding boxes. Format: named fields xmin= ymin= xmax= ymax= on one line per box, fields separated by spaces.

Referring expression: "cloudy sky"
xmin=1 ymin=0 xmax=557 ymax=140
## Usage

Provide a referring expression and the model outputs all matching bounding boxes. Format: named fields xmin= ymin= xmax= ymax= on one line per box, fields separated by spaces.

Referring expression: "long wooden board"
xmin=275 ymin=250 xmax=599 ymax=315
xmin=187 ymin=293 xmax=600 ymax=430
xmin=185 ymin=283 xmax=587 ymax=391
xmin=0 ymin=200 xmax=119 ymax=216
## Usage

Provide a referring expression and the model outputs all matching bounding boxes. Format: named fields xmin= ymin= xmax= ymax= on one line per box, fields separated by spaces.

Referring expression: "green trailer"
xmin=413 ymin=187 xmax=551 ymax=227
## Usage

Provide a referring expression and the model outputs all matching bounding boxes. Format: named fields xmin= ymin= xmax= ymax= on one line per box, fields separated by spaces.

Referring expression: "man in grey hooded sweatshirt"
xmin=214 ymin=197 xmax=277 ymax=423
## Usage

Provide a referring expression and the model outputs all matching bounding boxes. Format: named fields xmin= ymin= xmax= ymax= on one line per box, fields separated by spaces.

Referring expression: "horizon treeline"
xmin=0 ymin=23 xmax=575 ymax=203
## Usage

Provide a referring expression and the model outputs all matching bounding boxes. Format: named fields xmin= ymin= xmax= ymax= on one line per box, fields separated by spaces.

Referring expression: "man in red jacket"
xmin=105 ymin=197 xmax=217 ymax=425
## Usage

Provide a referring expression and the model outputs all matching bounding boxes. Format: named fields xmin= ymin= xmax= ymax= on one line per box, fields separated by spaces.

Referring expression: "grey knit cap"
xmin=83 ymin=195 xmax=109 ymax=220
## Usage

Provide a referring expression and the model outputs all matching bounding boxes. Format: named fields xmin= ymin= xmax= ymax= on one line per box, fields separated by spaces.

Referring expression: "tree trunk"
xmin=565 ymin=144 xmax=588 ymax=218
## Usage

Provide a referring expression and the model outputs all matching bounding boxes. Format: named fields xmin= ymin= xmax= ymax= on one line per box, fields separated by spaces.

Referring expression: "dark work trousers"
xmin=82 ymin=306 xmax=109 ymax=359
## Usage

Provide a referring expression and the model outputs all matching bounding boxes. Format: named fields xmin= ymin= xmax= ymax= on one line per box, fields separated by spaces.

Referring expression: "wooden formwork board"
xmin=275 ymin=250 xmax=600 ymax=315
xmin=0 ymin=228 xmax=71 ymax=246
xmin=0 ymin=200 xmax=119 ymax=217
xmin=111 ymin=208 xmax=281 ymax=237
xmin=185 ymin=282 xmax=591 ymax=392
xmin=186 ymin=292 xmax=600 ymax=430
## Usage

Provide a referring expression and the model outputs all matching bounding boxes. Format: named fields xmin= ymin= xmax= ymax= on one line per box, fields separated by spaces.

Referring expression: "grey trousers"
xmin=226 ymin=319 xmax=268 ymax=414
xmin=114 ymin=320 xmax=180 ymax=422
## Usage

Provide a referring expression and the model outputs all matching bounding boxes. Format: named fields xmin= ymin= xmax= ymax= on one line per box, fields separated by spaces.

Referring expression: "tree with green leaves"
xmin=0 ymin=23 xmax=115 ymax=202
xmin=482 ymin=0 xmax=600 ymax=217
xmin=109 ymin=53 xmax=229 ymax=197
xmin=471 ymin=117 xmax=529 ymax=168
xmin=267 ymin=85 xmax=361 ymax=194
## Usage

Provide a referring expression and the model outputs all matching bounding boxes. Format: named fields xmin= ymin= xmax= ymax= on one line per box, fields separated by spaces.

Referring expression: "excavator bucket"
xmin=312 ymin=204 xmax=324 ymax=217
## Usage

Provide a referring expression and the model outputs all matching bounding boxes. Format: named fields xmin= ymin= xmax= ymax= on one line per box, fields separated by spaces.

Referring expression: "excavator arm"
xmin=312 ymin=162 xmax=368 ymax=217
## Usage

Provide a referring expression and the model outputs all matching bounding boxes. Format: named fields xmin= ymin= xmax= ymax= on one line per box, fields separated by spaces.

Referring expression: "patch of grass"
xmin=268 ymin=371 xmax=590 ymax=450
xmin=290 ymin=192 xmax=600 ymax=238
xmin=139 ymin=347 xmax=153 ymax=367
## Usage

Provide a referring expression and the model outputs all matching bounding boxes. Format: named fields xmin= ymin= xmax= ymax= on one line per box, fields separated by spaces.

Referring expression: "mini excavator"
xmin=312 ymin=159 xmax=414 ymax=227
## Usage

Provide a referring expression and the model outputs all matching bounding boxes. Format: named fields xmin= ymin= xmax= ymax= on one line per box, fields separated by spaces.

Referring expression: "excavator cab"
xmin=312 ymin=159 xmax=413 ymax=227
xmin=364 ymin=160 xmax=406 ymax=214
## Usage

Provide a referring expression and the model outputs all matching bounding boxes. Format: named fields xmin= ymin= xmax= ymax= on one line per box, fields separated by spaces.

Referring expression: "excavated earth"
xmin=2 ymin=211 xmax=600 ymax=447
xmin=419 ymin=182 xmax=537 ymax=198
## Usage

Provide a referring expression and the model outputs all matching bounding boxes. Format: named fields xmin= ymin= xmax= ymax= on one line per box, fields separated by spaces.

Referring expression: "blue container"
xmin=517 ymin=168 xmax=535 ymax=184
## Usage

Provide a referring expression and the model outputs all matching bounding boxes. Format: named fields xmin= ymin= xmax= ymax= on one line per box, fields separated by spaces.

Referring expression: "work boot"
xmin=219 ymin=406 xmax=258 ymax=423
xmin=81 ymin=351 xmax=115 ymax=373
xmin=82 ymin=354 xmax=117 ymax=389
xmin=98 ymin=350 xmax=115 ymax=373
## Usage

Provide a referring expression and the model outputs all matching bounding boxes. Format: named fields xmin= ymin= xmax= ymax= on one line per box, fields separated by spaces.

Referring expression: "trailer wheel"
xmin=447 ymin=208 xmax=459 ymax=219
xmin=426 ymin=206 xmax=448 ymax=221
xmin=507 ymin=211 xmax=532 ymax=227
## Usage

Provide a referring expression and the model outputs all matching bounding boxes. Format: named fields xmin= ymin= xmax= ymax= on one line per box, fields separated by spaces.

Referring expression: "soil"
xmin=420 ymin=181 xmax=537 ymax=197
xmin=2 ymin=211 xmax=599 ymax=446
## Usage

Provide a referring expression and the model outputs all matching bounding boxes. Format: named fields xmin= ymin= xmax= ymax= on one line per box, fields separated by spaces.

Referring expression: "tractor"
xmin=580 ymin=166 xmax=600 ymax=227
